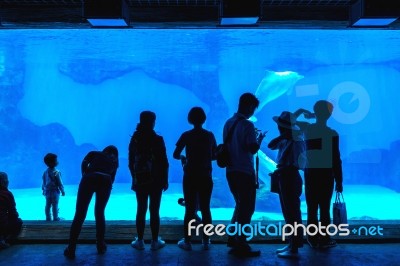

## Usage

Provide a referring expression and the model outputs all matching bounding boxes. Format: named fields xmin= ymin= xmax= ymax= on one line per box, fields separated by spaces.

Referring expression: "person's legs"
xmin=305 ymin=169 xmax=320 ymax=246
xmin=68 ymin=177 xmax=94 ymax=245
xmin=94 ymin=175 xmax=112 ymax=242
xmin=305 ymin=169 xmax=319 ymax=226
xmin=278 ymin=169 xmax=303 ymax=251
xmin=52 ymin=192 xmax=60 ymax=221
xmin=45 ymin=195 xmax=51 ymax=221
xmin=319 ymin=174 xmax=335 ymax=245
xmin=182 ymin=177 xmax=198 ymax=243
xmin=64 ymin=176 xmax=94 ymax=259
xmin=135 ymin=187 xmax=149 ymax=240
xmin=198 ymin=178 xmax=213 ymax=243
xmin=226 ymin=171 xmax=239 ymax=247
xmin=227 ymin=171 xmax=256 ymax=249
xmin=148 ymin=187 xmax=162 ymax=241
xmin=3 ymin=218 xmax=23 ymax=245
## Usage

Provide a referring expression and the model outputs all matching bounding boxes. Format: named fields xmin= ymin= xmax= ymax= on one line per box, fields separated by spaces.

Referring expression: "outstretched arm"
xmin=268 ymin=136 xmax=282 ymax=150
xmin=294 ymin=108 xmax=312 ymax=119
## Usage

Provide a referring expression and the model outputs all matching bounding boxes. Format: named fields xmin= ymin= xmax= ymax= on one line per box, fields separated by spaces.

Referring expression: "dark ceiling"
xmin=0 ymin=0 xmax=399 ymax=29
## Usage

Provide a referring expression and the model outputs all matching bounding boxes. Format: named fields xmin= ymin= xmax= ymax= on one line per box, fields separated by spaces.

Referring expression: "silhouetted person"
xmin=268 ymin=111 xmax=306 ymax=259
xmin=223 ymin=93 xmax=266 ymax=257
xmin=42 ymin=153 xmax=65 ymax=221
xmin=0 ymin=172 xmax=22 ymax=249
xmin=173 ymin=107 xmax=217 ymax=251
xmin=295 ymin=100 xmax=343 ymax=249
xmin=129 ymin=111 xmax=169 ymax=251
xmin=64 ymin=145 xmax=119 ymax=259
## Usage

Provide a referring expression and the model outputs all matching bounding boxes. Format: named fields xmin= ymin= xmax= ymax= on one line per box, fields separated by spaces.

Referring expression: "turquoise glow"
xmin=0 ymin=29 xmax=399 ymax=220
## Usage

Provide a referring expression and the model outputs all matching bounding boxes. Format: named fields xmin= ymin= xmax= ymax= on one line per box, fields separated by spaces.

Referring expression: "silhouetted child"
xmin=0 ymin=171 xmax=23 ymax=249
xmin=42 ymin=153 xmax=65 ymax=221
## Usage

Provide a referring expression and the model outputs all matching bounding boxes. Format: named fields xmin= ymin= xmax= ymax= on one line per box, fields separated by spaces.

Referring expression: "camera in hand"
xmin=255 ymin=128 xmax=267 ymax=138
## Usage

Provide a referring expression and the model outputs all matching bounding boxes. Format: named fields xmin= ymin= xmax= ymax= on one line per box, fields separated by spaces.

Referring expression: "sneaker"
xmin=53 ymin=217 xmax=65 ymax=222
xmin=151 ymin=237 xmax=166 ymax=250
xmin=63 ymin=246 xmax=76 ymax=259
xmin=177 ymin=238 xmax=192 ymax=251
xmin=46 ymin=218 xmax=51 ymax=222
xmin=320 ymin=238 xmax=337 ymax=249
xmin=202 ymin=239 xmax=211 ymax=250
xmin=277 ymin=250 xmax=299 ymax=259
xmin=276 ymin=245 xmax=290 ymax=254
xmin=96 ymin=240 xmax=107 ymax=254
xmin=0 ymin=240 xmax=10 ymax=249
xmin=131 ymin=237 xmax=145 ymax=250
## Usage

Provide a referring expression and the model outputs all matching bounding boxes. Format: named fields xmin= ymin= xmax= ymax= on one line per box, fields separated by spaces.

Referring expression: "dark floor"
xmin=0 ymin=243 xmax=399 ymax=266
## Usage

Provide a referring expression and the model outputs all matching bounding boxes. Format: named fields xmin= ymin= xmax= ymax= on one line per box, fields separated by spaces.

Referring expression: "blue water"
xmin=1 ymin=29 xmax=400 ymax=220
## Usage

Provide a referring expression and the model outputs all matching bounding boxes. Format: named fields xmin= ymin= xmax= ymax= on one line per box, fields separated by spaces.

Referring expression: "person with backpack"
xmin=129 ymin=111 xmax=169 ymax=251
xmin=223 ymin=93 xmax=266 ymax=258
xmin=173 ymin=107 xmax=217 ymax=251
xmin=42 ymin=153 xmax=65 ymax=222
xmin=63 ymin=145 xmax=119 ymax=259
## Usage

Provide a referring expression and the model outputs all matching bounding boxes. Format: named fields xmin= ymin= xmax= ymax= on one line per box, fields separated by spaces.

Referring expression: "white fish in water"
xmin=255 ymin=70 xmax=304 ymax=113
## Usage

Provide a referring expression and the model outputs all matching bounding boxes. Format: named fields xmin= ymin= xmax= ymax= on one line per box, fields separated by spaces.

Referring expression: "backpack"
xmin=216 ymin=117 xmax=243 ymax=168
xmin=132 ymin=137 xmax=154 ymax=186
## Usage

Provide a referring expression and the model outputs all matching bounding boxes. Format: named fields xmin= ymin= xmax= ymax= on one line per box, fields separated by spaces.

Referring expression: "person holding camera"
xmin=223 ymin=93 xmax=266 ymax=258
xmin=268 ymin=111 xmax=306 ymax=259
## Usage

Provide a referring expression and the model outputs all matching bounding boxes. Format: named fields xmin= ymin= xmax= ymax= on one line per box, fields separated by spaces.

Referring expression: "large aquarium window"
xmin=1 ymin=29 xmax=399 ymax=221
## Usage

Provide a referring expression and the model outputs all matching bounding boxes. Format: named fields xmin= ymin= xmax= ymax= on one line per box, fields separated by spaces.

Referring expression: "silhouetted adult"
xmin=0 ymin=172 xmax=22 ymax=249
xmin=64 ymin=145 xmax=119 ymax=259
xmin=223 ymin=93 xmax=265 ymax=257
xmin=173 ymin=107 xmax=217 ymax=251
xmin=295 ymin=100 xmax=343 ymax=249
xmin=129 ymin=111 xmax=169 ymax=251
xmin=268 ymin=111 xmax=306 ymax=259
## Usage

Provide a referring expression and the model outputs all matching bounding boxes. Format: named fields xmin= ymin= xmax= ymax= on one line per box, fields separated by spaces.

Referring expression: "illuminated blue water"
xmin=1 ymin=29 xmax=400 ymax=220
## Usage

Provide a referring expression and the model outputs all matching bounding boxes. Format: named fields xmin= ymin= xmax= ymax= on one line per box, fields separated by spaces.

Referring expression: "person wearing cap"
xmin=268 ymin=111 xmax=306 ymax=259
xmin=294 ymin=100 xmax=343 ymax=249
xmin=0 ymin=171 xmax=23 ymax=249
xmin=42 ymin=153 xmax=65 ymax=222
xmin=64 ymin=145 xmax=119 ymax=259
xmin=129 ymin=111 xmax=169 ymax=251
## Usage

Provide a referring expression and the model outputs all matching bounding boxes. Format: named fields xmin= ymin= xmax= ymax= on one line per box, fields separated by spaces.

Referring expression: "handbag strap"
xmin=335 ymin=192 xmax=345 ymax=203
xmin=224 ymin=117 xmax=244 ymax=144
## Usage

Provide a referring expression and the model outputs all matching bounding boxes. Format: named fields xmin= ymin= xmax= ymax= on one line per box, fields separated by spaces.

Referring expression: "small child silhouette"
xmin=42 ymin=153 xmax=65 ymax=221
